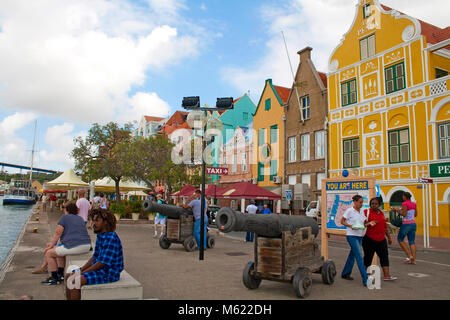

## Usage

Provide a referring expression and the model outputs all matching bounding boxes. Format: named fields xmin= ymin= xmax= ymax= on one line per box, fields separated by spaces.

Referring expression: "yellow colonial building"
xmin=252 ymin=79 xmax=290 ymax=207
xmin=327 ymin=0 xmax=450 ymax=237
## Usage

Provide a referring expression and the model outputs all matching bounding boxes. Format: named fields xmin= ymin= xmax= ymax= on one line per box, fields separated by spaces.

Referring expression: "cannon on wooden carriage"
xmin=216 ymin=207 xmax=336 ymax=298
xmin=142 ymin=200 xmax=215 ymax=252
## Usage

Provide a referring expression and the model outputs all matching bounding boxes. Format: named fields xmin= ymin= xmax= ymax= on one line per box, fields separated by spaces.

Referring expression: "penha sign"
xmin=430 ymin=162 xmax=450 ymax=178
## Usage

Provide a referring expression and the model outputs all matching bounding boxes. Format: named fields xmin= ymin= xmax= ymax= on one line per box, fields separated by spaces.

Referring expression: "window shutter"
xmin=344 ymin=153 xmax=351 ymax=167
xmin=360 ymin=38 xmax=368 ymax=60
xmin=390 ymin=146 xmax=399 ymax=163
xmin=368 ymin=35 xmax=376 ymax=56
xmin=400 ymin=145 xmax=410 ymax=162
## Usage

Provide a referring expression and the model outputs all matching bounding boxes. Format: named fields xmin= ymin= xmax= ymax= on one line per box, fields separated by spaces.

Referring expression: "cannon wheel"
xmin=243 ymin=261 xmax=261 ymax=290
xmin=206 ymin=235 xmax=215 ymax=249
xmin=293 ymin=268 xmax=312 ymax=298
xmin=321 ymin=260 xmax=336 ymax=285
xmin=183 ymin=236 xmax=196 ymax=252
xmin=159 ymin=235 xmax=171 ymax=249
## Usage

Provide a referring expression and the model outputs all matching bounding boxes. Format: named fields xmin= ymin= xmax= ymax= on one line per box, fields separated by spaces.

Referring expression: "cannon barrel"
xmin=216 ymin=207 xmax=319 ymax=238
xmin=142 ymin=199 xmax=192 ymax=219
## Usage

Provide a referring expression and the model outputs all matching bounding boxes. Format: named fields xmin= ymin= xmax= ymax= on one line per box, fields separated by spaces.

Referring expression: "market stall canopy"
xmin=93 ymin=177 xmax=149 ymax=192
xmin=172 ymin=184 xmax=196 ymax=197
xmin=204 ymin=184 xmax=225 ymax=197
xmin=44 ymin=169 xmax=89 ymax=190
xmin=216 ymin=182 xmax=281 ymax=200
xmin=127 ymin=190 xmax=148 ymax=197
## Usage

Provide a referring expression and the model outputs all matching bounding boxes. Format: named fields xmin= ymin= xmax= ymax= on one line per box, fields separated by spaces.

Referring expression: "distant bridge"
xmin=0 ymin=162 xmax=61 ymax=175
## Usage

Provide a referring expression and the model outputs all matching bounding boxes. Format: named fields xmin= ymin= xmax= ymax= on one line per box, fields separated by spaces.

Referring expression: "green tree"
xmin=127 ymin=134 xmax=201 ymax=202
xmin=71 ymin=122 xmax=133 ymax=203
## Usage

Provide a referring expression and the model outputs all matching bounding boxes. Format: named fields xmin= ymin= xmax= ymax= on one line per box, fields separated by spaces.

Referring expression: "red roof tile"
xmin=380 ymin=4 xmax=449 ymax=45
xmin=273 ymin=85 xmax=291 ymax=104
xmin=143 ymin=115 xmax=165 ymax=122
xmin=318 ymin=72 xmax=327 ymax=88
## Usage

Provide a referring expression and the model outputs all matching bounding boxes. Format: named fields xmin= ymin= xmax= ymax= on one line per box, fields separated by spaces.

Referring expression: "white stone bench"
xmin=67 ymin=259 xmax=143 ymax=300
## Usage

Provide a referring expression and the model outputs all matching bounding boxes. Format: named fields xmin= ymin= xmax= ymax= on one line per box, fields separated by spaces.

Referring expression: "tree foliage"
xmin=71 ymin=122 xmax=133 ymax=203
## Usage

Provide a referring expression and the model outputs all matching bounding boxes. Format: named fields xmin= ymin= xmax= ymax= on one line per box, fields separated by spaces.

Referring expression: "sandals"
xmin=403 ymin=257 xmax=416 ymax=264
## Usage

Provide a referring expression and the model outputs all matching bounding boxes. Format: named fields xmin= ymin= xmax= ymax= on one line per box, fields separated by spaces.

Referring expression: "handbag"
xmin=389 ymin=209 xmax=403 ymax=228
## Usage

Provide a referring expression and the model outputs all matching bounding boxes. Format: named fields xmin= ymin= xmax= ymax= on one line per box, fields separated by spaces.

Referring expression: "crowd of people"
xmin=34 ymin=189 xmax=124 ymax=300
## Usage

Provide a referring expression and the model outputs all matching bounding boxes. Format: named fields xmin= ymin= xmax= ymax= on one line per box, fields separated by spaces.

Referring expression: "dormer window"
xmin=363 ymin=3 xmax=371 ymax=18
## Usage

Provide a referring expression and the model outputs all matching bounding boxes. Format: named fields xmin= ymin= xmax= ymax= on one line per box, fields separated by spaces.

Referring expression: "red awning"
xmin=216 ymin=182 xmax=281 ymax=200
xmin=204 ymin=184 xmax=225 ymax=197
xmin=172 ymin=185 xmax=196 ymax=197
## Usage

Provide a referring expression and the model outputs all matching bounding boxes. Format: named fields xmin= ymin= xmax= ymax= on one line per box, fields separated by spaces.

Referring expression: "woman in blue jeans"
xmin=340 ymin=195 xmax=375 ymax=286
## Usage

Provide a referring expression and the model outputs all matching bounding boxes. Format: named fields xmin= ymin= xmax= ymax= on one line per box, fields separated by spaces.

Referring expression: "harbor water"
xmin=0 ymin=197 xmax=34 ymax=269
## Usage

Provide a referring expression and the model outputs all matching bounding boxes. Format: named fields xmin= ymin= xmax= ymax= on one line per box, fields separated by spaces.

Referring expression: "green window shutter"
xmin=385 ymin=62 xmax=406 ymax=94
xmin=270 ymin=160 xmax=277 ymax=180
xmin=265 ymin=98 xmax=271 ymax=110
xmin=341 ymin=79 xmax=357 ymax=106
xmin=258 ymin=128 xmax=265 ymax=146
xmin=258 ymin=162 xmax=265 ymax=181
xmin=243 ymin=112 xmax=248 ymax=120
xmin=343 ymin=138 xmax=360 ymax=168
xmin=438 ymin=122 xmax=450 ymax=158
xmin=270 ymin=125 xmax=278 ymax=143
xmin=389 ymin=128 xmax=410 ymax=164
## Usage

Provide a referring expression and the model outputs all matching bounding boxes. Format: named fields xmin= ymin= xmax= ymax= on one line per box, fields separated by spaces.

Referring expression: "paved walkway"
xmin=0 ymin=204 xmax=449 ymax=300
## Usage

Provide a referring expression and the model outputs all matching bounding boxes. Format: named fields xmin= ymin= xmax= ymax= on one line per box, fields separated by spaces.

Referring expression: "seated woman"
xmin=41 ymin=202 xmax=92 ymax=285
xmin=66 ymin=209 xmax=124 ymax=300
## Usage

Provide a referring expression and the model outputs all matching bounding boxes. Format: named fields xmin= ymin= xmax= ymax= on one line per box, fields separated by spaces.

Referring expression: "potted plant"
xmin=130 ymin=200 xmax=142 ymax=221
xmin=109 ymin=202 xmax=122 ymax=222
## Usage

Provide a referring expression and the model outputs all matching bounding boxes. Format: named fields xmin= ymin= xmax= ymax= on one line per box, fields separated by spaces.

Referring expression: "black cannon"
xmin=215 ymin=207 xmax=319 ymax=238
xmin=142 ymin=200 xmax=215 ymax=252
xmin=215 ymin=207 xmax=335 ymax=298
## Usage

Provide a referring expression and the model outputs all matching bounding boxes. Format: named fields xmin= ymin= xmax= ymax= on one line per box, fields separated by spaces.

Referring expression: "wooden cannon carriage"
xmin=216 ymin=208 xmax=336 ymax=298
xmin=143 ymin=200 xmax=215 ymax=252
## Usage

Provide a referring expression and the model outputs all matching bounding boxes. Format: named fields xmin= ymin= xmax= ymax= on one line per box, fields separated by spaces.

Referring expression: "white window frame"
xmin=288 ymin=175 xmax=297 ymax=185
xmin=301 ymin=174 xmax=311 ymax=188
xmin=301 ymin=134 xmax=310 ymax=161
xmin=300 ymin=95 xmax=310 ymax=120
xmin=315 ymin=131 xmax=325 ymax=159
xmin=242 ymin=152 xmax=247 ymax=172
xmin=288 ymin=136 xmax=297 ymax=163
xmin=232 ymin=153 xmax=237 ymax=173
xmin=316 ymin=173 xmax=326 ymax=191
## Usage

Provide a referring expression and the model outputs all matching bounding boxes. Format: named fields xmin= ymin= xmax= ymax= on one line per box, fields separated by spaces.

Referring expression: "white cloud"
xmin=222 ymin=0 xmax=449 ymax=98
xmin=0 ymin=112 xmax=38 ymax=167
xmin=0 ymin=0 xmax=199 ymax=123
xmin=120 ymin=92 xmax=171 ymax=123
xmin=37 ymin=123 xmax=86 ymax=170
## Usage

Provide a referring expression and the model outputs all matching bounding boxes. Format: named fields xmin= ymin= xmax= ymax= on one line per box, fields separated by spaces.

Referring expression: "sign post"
xmin=321 ymin=176 xmax=376 ymax=260
xmin=419 ymin=177 xmax=433 ymax=248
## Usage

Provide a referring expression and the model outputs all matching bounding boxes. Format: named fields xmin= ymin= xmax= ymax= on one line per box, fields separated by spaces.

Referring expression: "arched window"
xmin=390 ymin=190 xmax=404 ymax=207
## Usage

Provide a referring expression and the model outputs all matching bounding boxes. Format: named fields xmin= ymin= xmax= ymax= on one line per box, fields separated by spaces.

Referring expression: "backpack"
xmin=389 ymin=209 xmax=403 ymax=228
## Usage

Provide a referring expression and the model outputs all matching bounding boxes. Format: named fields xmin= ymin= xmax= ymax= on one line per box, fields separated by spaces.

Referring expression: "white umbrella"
xmin=44 ymin=169 xmax=89 ymax=190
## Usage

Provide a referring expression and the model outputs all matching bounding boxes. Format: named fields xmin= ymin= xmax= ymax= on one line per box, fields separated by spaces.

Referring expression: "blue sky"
xmin=0 ymin=0 xmax=448 ymax=173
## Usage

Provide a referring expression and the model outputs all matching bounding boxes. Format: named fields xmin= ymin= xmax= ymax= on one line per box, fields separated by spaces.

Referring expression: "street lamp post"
xmin=182 ymin=96 xmax=233 ymax=260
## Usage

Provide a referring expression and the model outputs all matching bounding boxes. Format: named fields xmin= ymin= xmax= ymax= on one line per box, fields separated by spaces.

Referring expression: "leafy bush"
xmin=110 ymin=202 xmax=127 ymax=217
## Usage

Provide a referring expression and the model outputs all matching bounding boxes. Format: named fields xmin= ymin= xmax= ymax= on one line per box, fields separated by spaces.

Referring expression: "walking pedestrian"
xmin=99 ymin=193 xmax=108 ymax=210
xmin=362 ymin=197 xmax=397 ymax=281
xmin=340 ymin=194 xmax=370 ymax=286
xmin=396 ymin=192 xmax=417 ymax=265
xmin=41 ymin=193 xmax=48 ymax=212
xmin=245 ymin=200 xmax=258 ymax=242
xmin=153 ymin=194 xmax=166 ymax=238
xmin=76 ymin=189 xmax=90 ymax=225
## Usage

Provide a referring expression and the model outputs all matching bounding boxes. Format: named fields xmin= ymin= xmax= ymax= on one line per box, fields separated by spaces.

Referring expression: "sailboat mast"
xmin=29 ymin=120 xmax=37 ymax=185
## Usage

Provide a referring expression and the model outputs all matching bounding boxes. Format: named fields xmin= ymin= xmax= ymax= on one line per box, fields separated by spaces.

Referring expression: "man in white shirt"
xmin=245 ymin=200 xmax=258 ymax=242
xmin=76 ymin=189 xmax=91 ymax=225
